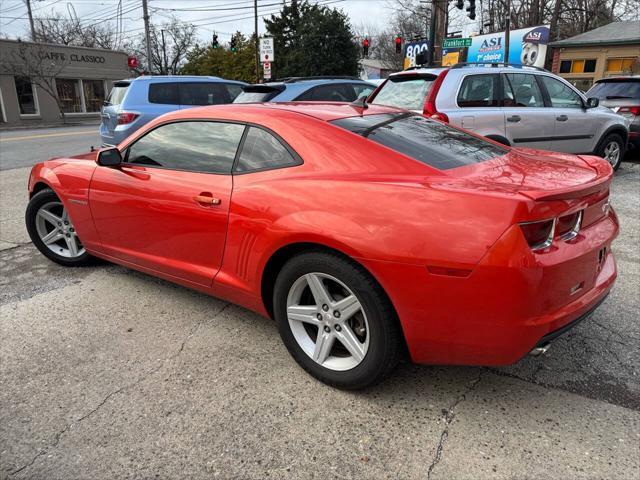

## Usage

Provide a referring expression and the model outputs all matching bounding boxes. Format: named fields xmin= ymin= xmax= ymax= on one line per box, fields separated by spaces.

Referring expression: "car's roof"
xmin=594 ymin=76 xmax=640 ymax=82
xmin=164 ymin=102 xmax=404 ymax=122
xmin=389 ymin=65 xmax=551 ymax=77
xmin=116 ymin=75 xmax=246 ymax=84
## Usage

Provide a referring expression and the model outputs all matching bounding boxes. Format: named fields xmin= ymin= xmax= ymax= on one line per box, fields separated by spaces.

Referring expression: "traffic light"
xmin=362 ymin=38 xmax=370 ymax=58
xmin=466 ymin=0 xmax=476 ymax=20
xmin=395 ymin=36 xmax=402 ymax=54
xmin=212 ymin=34 xmax=219 ymax=49
xmin=230 ymin=37 xmax=237 ymax=53
xmin=455 ymin=0 xmax=464 ymax=9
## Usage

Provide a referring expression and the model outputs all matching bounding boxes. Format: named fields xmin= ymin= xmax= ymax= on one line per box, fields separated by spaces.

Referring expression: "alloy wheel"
xmin=34 ymin=201 xmax=85 ymax=258
xmin=603 ymin=141 xmax=621 ymax=167
xmin=286 ymin=272 xmax=369 ymax=371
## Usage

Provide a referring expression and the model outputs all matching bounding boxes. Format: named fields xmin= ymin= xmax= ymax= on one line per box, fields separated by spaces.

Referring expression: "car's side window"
xmin=502 ymin=73 xmax=544 ymax=107
xmin=539 ymin=76 xmax=583 ymax=108
xmin=297 ymin=84 xmax=356 ymax=102
xmin=178 ymin=82 xmax=231 ymax=106
xmin=234 ymin=126 xmax=300 ymax=173
xmin=148 ymin=83 xmax=179 ymax=105
xmin=126 ymin=121 xmax=245 ymax=174
xmin=457 ymin=74 xmax=499 ymax=107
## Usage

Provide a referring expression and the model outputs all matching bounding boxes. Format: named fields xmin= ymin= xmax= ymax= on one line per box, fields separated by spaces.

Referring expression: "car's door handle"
xmin=193 ymin=194 xmax=221 ymax=206
xmin=556 ymin=115 xmax=568 ymax=122
xmin=507 ymin=115 xmax=521 ymax=123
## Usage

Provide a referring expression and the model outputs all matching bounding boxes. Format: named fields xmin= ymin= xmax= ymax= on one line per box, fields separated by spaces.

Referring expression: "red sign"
xmin=127 ymin=56 xmax=138 ymax=69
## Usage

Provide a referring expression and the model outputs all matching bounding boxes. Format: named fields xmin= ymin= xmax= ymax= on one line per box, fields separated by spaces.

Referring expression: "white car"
xmin=369 ymin=64 xmax=630 ymax=170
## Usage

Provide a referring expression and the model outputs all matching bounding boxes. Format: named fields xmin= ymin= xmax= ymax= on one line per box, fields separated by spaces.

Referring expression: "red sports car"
xmin=25 ymin=103 xmax=618 ymax=389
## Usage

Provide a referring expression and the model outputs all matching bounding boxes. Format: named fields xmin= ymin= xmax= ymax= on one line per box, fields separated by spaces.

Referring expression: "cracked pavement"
xmin=1 ymin=128 xmax=639 ymax=479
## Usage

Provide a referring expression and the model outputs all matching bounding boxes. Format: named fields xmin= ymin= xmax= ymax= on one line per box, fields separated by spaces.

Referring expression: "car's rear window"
xmin=234 ymin=86 xmax=283 ymax=103
xmin=587 ymin=80 xmax=640 ymax=100
xmin=331 ymin=113 xmax=507 ymax=170
xmin=370 ymin=75 xmax=435 ymax=110
xmin=106 ymin=82 xmax=129 ymax=106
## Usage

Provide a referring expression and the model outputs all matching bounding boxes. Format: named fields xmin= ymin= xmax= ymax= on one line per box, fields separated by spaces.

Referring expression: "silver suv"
xmin=369 ymin=64 xmax=630 ymax=170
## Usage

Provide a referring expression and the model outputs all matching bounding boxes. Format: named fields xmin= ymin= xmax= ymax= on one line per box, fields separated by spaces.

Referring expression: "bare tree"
xmin=0 ymin=42 xmax=70 ymax=121
xmin=32 ymin=12 xmax=120 ymax=49
xmin=123 ymin=17 xmax=197 ymax=74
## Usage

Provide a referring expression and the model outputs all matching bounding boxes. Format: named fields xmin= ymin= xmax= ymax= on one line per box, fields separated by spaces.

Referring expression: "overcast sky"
xmin=0 ymin=0 xmax=396 ymax=46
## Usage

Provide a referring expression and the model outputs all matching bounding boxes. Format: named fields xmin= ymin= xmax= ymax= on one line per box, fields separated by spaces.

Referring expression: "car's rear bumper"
xmin=359 ymin=213 xmax=618 ymax=366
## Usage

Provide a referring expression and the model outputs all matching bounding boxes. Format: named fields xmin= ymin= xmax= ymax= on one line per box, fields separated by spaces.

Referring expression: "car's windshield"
xmin=370 ymin=76 xmax=435 ymax=110
xmin=587 ymin=80 xmax=640 ymax=100
xmin=331 ymin=113 xmax=507 ymax=170
xmin=105 ymin=82 xmax=129 ymax=106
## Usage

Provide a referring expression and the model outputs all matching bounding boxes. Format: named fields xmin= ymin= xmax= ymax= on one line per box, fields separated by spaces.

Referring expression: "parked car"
xmin=233 ymin=76 xmax=375 ymax=103
xmin=100 ymin=76 xmax=246 ymax=145
xmin=26 ymin=103 xmax=618 ymax=389
xmin=587 ymin=76 xmax=640 ymax=151
xmin=368 ymin=64 xmax=630 ymax=170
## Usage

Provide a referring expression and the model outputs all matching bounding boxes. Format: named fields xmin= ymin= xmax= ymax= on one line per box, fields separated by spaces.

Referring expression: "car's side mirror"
xmin=586 ymin=97 xmax=599 ymax=109
xmin=97 ymin=147 xmax=122 ymax=167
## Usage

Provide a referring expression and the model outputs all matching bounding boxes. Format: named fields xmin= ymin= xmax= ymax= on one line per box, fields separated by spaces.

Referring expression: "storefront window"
xmin=559 ymin=59 xmax=596 ymax=74
xmin=606 ymin=57 xmax=636 ymax=73
xmin=83 ymin=80 xmax=106 ymax=112
xmin=56 ymin=79 xmax=83 ymax=113
xmin=14 ymin=76 xmax=38 ymax=115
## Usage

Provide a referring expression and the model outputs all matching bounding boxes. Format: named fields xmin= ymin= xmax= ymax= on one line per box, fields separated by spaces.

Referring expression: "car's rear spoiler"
xmin=521 ymin=156 xmax=613 ymax=202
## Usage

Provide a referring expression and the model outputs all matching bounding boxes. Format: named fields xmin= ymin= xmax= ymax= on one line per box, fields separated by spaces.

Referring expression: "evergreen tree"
xmin=265 ymin=0 xmax=359 ymax=78
xmin=182 ymin=32 xmax=256 ymax=83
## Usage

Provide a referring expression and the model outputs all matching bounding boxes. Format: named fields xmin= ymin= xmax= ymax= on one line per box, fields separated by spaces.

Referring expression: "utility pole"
xmin=25 ymin=0 xmax=36 ymax=41
xmin=504 ymin=0 xmax=511 ymax=64
xmin=142 ymin=0 xmax=153 ymax=74
xmin=254 ymin=0 xmax=260 ymax=83
xmin=161 ymin=30 xmax=168 ymax=75
xmin=427 ymin=0 xmax=447 ymax=66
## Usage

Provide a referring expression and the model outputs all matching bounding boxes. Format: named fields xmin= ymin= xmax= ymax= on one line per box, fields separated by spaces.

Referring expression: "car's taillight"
xmin=117 ymin=112 xmax=139 ymax=125
xmin=618 ymin=106 xmax=640 ymax=124
xmin=423 ymin=69 xmax=449 ymax=123
xmin=555 ymin=211 xmax=582 ymax=240
xmin=520 ymin=219 xmax=555 ymax=251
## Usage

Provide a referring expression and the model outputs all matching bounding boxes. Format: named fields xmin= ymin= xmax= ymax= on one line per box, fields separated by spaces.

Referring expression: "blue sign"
xmin=467 ymin=25 xmax=550 ymax=67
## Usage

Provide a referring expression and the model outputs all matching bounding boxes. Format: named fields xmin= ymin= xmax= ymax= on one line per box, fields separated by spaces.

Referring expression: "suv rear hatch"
xmin=100 ymin=81 xmax=130 ymax=143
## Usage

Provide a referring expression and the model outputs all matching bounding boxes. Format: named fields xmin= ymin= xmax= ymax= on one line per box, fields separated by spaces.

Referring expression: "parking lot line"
xmin=0 ymin=130 xmax=95 ymax=142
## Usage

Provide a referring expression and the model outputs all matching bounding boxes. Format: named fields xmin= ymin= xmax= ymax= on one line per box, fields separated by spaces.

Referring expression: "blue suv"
xmin=233 ymin=77 xmax=375 ymax=103
xmin=100 ymin=76 xmax=246 ymax=145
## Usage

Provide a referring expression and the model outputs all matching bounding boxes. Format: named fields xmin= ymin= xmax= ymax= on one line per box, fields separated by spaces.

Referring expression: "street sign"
xmin=263 ymin=61 xmax=272 ymax=80
xmin=260 ymin=37 xmax=274 ymax=63
xmin=443 ymin=37 xmax=472 ymax=48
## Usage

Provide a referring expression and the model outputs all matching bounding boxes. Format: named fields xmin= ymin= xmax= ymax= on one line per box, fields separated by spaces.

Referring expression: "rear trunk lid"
xmin=101 ymin=81 xmax=130 ymax=140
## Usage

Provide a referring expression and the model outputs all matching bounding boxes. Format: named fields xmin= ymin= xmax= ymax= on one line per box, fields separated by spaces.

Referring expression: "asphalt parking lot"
xmin=1 ymin=126 xmax=639 ymax=479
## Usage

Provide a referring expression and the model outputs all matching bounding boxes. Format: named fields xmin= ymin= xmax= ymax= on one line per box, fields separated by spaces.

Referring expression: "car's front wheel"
xmin=595 ymin=133 xmax=625 ymax=171
xmin=25 ymin=188 xmax=93 ymax=267
xmin=273 ymin=251 xmax=403 ymax=389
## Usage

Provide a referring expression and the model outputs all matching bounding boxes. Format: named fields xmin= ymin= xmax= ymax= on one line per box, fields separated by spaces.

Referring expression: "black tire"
xmin=273 ymin=251 xmax=403 ymax=389
xmin=595 ymin=133 xmax=625 ymax=171
xmin=25 ymin=188 xmax=94 ymax=267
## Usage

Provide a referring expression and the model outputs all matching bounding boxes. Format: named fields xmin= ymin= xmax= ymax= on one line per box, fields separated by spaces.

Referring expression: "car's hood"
xmin=432 ymin=148 xmax=611 ymax=201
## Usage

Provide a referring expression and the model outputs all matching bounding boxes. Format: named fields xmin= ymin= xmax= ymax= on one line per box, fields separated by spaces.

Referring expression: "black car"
xmin=587 ymin=77 xmax=640 ymax=151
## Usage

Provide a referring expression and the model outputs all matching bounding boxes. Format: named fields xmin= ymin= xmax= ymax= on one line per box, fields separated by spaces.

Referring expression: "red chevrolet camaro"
xmin=25 ymin=102 xmax=618 ymax=389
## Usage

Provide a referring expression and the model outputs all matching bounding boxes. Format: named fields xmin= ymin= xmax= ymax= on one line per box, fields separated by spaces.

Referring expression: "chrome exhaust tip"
xmin=529 ymin=343 xmax=551 ymax=357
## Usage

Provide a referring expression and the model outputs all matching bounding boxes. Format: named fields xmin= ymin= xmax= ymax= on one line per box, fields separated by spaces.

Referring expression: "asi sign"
xmin=443 ymin=38 xmax=472 ymax=48
xmin=260 ymin=37 xmax=274 ymax=63
xmin=467 ymin=25 xmax=550 ymax=67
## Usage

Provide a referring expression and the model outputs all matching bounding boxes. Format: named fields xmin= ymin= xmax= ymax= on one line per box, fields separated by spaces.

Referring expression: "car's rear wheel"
xmin=26 ymin=188 xmax=93 ymax=267
xmin=273 ymin=251 xmax=402 ymax=389
xmin=595 ymin=133 xmax=625 ymax=171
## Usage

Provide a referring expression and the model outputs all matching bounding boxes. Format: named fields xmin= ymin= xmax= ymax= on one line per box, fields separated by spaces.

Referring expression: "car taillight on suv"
xmin=618 ymin=106 xmax=640 ymax=124
xmin=117 ymin=112 xmax=139 ymax=125
xmin=423 ymin=70 xmax=449 ymax=122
